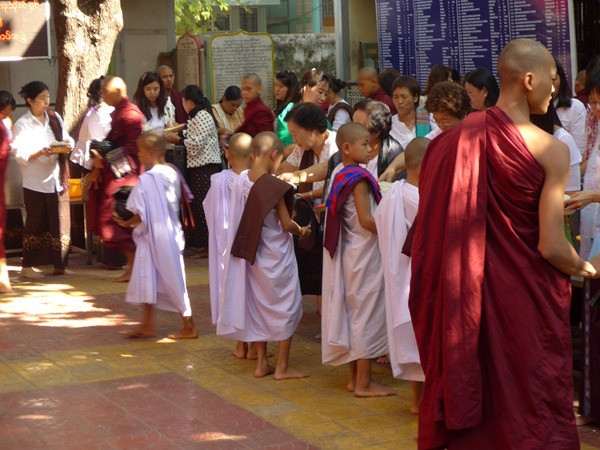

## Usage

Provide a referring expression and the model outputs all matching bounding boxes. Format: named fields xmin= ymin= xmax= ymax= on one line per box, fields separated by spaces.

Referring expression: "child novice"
xmin=322 ymin=122 xmax=395 ymax=397
xmin=203 ymin=132 xmax=255 ymax=359
xmin=116 ymin=131 xmax=198 ymax=339
xmin=219 ymin=131 xmax=311 ymax=379
xmin=235 ymin=73 xmax=274 ymax=137
xmin=374 ymin=137 xmax=429 ymax=413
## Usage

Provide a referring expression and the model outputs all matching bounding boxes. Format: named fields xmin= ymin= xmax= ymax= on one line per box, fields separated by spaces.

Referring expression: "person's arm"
xmin=353 ymin=180 xmax=377 ymax=235
xmin=564 ymin=189 xmax=600 ymax=210
xmin=537 ymin=137 xmax=596 ymax=277
xmin=378 ymin=152 xmax=406 ymax=182
xmin=279 ymin=160 xmax=328 ymax=184
xmin=276 ymin=198 xmax=311 ymax=237
xmin=113 ymin=213 xmax=141 ymax=228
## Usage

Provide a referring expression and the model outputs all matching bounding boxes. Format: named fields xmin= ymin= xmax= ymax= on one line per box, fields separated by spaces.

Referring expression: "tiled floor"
xmin=0 ymin=254 xmax=598 ymax=449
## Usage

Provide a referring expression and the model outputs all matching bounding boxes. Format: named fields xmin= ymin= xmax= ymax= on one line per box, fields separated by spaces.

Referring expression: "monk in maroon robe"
xmin=88 ymin=76 xmax=144 ymax=282
xmin=157 ymin=65 xmax=188 ymax=124
xmin=356 ymin=67 xmax=397 ymax=115
xmin=407 ymin=39 xmax=600 ymax=449
xmin=236 ymin=74 xmax=275 ymax=137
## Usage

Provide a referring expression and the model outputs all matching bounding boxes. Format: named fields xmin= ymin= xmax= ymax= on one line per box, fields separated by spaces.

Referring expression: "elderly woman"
xmin=390 ymin=76 xmax=434 ymax=150
xmin=211 ymin=85 xmax=244 ymax=134
xmin=12 ymin=81 xmax=74 ymax=279
xmin=424 ymin=81 xmax=472 ymax=136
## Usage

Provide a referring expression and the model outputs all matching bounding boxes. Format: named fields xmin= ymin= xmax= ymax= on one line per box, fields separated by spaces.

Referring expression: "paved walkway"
xmin=0 ymin=254 xmax=598 ymax=449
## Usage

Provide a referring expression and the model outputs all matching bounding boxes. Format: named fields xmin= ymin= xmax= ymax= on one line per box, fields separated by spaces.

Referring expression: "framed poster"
xmin=0 ymin=0 xmax=51 ymax=61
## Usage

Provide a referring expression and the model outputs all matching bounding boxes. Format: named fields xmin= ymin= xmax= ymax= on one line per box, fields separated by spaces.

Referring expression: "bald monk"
xmin=322 ymin=123 xmax=393 ymax=397
xmin=236 ymin=74 xmax=274 ymax=137
xmin=357 ymin=67 xmax=397 ymax=115
xmin=407 ymin=38 xmax=600 ymax=449
xmin=219 ymin=132 xmax=310 ymax=379
xmin=157 ymin=65 xmax=188 ymax=123
xmin=203 ymin=132 xmax=255 ymax=359
xmin=89 ymin=76 xmax=144 ymax=282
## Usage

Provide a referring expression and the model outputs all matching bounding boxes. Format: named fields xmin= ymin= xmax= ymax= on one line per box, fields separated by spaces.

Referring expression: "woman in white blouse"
xmin=12 ymin=81 xmax=74 ymax=279
xmin=390 ymin=76 xmax=434 ymax=149
xmin=133 ymin=71 xmax=175 ymax=132
xmin=553 ymin=59 xmax=587 ymax=155
xmin=167 ymin=85 xmax=222 ymax=258
xmin=71 ymin=76 xmax=114 ymax=170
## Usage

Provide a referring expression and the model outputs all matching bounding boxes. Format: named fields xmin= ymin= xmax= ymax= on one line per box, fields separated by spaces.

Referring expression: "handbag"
xmin=112 ymin=186 xmax=134 ymax=221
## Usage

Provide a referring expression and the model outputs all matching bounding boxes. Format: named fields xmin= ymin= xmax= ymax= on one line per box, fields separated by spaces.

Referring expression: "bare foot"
xmin=233 ymin=342 xmax=247 ymax=359
xmin=576 ymin=414 xmax=594 ymax=426
xmin=354 ymin=381 xmax=397 ymax=398
xmin=113 ymin=268 xmax=131 ymax=283
xmin=254 ymin=362 xmax=274 ymax=378
xmin=314 ymin=333 xmax=322 ymax=340
xmin=376 ymin=355 xmax=390 ymax=364
xmin=274 ymin=367 xmax=311 ymax=380
xmin=121 ymin=329 xmax=155 ymax=338
xmin=0 ymin=282 xmax=13 ymax=293
xmin=189 ymin=248 xmax=209 ymax=259
xmin=21 ymin=267 xmax=45 ymax=279
xmin=167 ymin=327 xmax=199 ymax=339
xmin=52 ymin=268 xmax=75 ymax=275
xmin=346 ymin=379 xmax=356 ymax=392
xmin=410 ymin=404 xmax=419 ymax=415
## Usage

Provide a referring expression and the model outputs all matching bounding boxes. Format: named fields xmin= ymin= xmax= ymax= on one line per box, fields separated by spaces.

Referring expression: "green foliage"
xmin=175 ymin=0 xmax=231 ymax=35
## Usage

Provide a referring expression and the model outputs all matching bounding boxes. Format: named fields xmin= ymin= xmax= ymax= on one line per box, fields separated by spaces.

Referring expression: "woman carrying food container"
xmin=12 ymin=81 xmax=74 ymax=279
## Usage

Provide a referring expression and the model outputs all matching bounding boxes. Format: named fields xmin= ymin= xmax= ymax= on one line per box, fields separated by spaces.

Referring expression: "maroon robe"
xmin=370 ymin=87 xmax=397 ymax=115
xmin=236 ymin=97 xmax=274 ymax=137
xmin=87 ymin=97 xmax=143 ymax=250
xmin=169 ymin=89 xmax=188 ymax=124
xmin=409 ymin=108 xmax=578 ymax=449
xmin=0 ymin=123 xmax=8 ymax=259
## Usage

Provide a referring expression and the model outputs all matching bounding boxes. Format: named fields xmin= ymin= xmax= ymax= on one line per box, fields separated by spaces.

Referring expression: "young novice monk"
xmin=203 ymin=132 xmax=255 ymax=359
xmin=374 ymin=137 xmax=429 ymax=412
xmin=220 ymin=131 xmax=311 ymax=379
xmin=236 ymin=74 xmax=274 ymax=137
xmin=117 ymin=131 xmax=198 ymax=339
xmin=322 ymin=122 xmax=395 ymax=397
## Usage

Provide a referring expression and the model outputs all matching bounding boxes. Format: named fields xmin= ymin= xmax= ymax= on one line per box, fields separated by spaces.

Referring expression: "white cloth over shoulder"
xmin=374 ymin=180 xmax=424 ymax=381
xmin=321 ymin=191 xmax=388 ymax=366
xmin=125 ymin=165 xmax=191 ymax=316
xmin=218 ymin=171 xmax=302 ymax=342
xmin=203 ymin=169 xmax=238 ymax=325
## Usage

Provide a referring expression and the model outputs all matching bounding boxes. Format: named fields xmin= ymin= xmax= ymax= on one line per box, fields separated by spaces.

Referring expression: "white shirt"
xmin=2 ymin=118 xmax=12 ymax=142
xmin=555 ymin=98 xmax=587 ymax=155
xmin=12 ymin=110 xmax=74 ymax=193
xmin=554 ymin=127 xmax=582 ymax=192
xmin=286 ymin=131 xmax=338 ymax=194
xmin=71 ymin=104 xmax=114 ymax=169
xmin=327 ymin=100 xmax=352 ymax=132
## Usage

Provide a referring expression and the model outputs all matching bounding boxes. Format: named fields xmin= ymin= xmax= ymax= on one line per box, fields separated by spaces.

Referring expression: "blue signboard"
xmin=376 ymin=0 xmax=575 ymax=88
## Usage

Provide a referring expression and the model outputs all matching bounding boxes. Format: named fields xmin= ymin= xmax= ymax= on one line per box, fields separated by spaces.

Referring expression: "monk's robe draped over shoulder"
xmin=409 ymin=108 xmax=578 ymax=449
xmin=231 ymin=173 xmax=294 ymax=264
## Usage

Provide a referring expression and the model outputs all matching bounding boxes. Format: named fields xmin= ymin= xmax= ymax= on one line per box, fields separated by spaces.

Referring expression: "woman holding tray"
xmin=12 ymin=81 xmax=74 ymax=279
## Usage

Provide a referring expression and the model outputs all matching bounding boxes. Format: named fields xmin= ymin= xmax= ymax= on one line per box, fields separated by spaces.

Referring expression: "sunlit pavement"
xmin=0 ymin=254 xmax=598 ymax=449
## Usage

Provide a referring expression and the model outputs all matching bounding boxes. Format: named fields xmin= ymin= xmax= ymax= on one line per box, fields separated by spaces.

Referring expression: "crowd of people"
xmin=1 ymin=38 xmax=600 ymax=448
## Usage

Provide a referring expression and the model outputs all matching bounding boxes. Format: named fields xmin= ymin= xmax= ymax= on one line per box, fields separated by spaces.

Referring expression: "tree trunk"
xmin=50 ymin=0 xmax=123 ymax=133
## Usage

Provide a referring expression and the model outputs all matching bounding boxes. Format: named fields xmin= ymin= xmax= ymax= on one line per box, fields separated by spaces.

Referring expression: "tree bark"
xmin=50 ymin=0 xmax=123 ymax=133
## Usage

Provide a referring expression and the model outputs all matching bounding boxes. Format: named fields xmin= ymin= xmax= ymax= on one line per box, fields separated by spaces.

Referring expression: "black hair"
xmin=294 ymin=68 xmax=326 ymax=103
xmin=586 ymin=66 xmax=600 ymax=97
xmin=450 ymin=67 xmax=461 ymax=83
xmin=0 ymin=91 xmax=16 ymax=111
xmin=530 ymin=101 xmax=563 ymax=133
xmin=323 ymin=73 xmax=347 ymax=94
xmin=181 ymin=84 xmax=218 ymax=126
xmin=354 ymin=98 xmax=392 ymax=138
xmin=392 ymin=76 xmax=421 ymax=110
xmin=377 ymin=69 xmax=400 ymax=97
xmin=586 ymin=55 xmax=600 ymax=74
xmin=19 ymin=81 xmax=49 ymax=104
xmin=222 ymin=85 xmax=242 ymax=101
xmin=133 ymin=71 xmax=168 ymax=121
xmin=284 ymin=102 xmax=328 ymax=134
xmin=87 ymin=76 xmax=105 ymax=108
xmin=274 ymin=70 xmax=298 ymax=116
xmin=463 ymin=68 xmax=499 ymax=108
xmin=553 ymin=59 xmax=572 ymax=109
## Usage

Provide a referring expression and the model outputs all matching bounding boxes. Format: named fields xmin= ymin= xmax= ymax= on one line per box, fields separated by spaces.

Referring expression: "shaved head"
xmin=497 ymin=38 xmax=554 ymax=86
xmin=102 ymin=76 xmax=127 ymax=106
xmin=336 ymin=123 xmax=369 ymax=149
xmin=138 ymin=131 xmax=167 ymax=157
xmin=404 ymin=137 xmax=429 ymax=170
xmin=358 ymin=67 xmax=378 ymax=81
xmin=252 ymin=132 xmax=284 ymax=157
xmin=243 ymin=73 xmax=262 ymax=87
xmin=228 ymin=133 xmax=253 ymax=159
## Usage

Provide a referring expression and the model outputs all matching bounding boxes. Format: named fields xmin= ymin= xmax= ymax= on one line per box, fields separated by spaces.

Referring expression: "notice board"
xmin=376 ymin=0 xmax=576 ymax=87
xmin=0 ymin=0 xmax=51 ymax=61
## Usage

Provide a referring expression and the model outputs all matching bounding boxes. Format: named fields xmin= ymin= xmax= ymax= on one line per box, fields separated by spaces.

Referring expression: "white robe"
xmin=218 ymin=171 xmax=302 ymax=342
xmin=321 ymin=190 xmax=388 ymax=366
xmin=125 ymin=165 xmax=191 ymax=316
xmin=374 ymin=180 xmax=424 ymax=381
xmin=203 ymin=169 xmax=238 ymax=325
